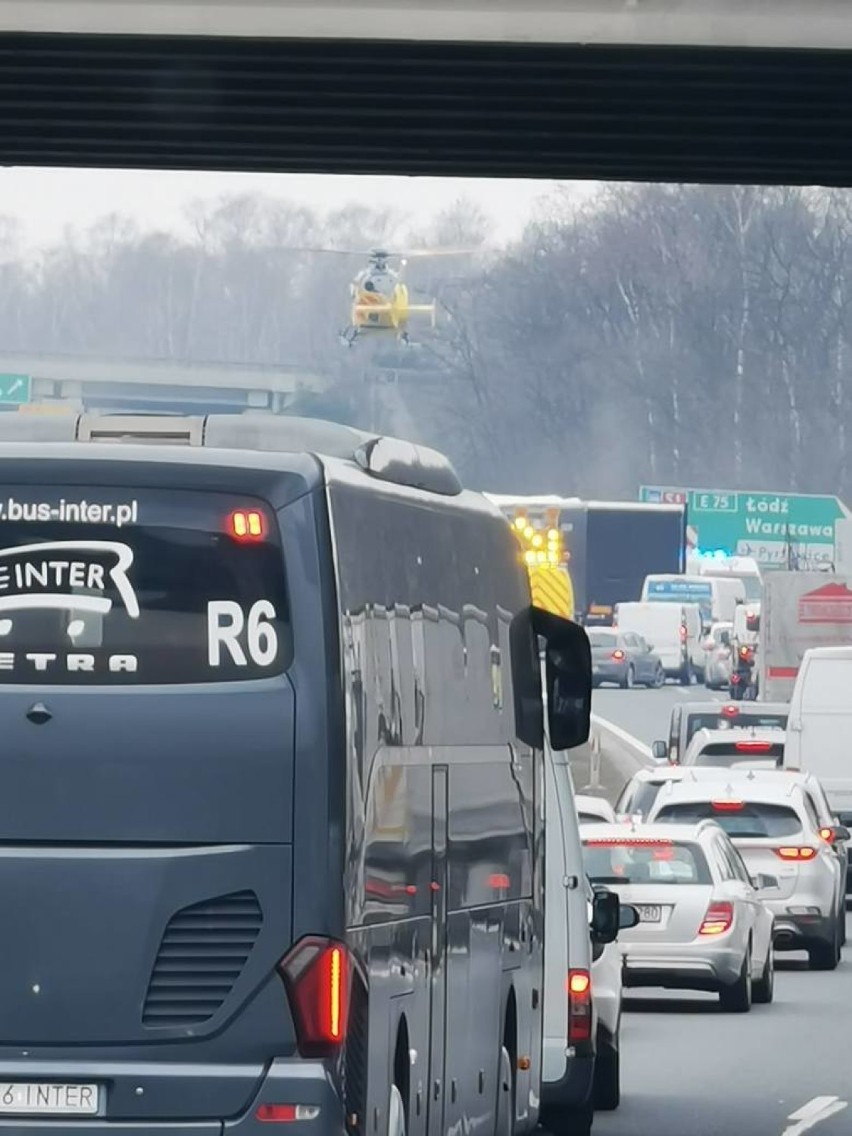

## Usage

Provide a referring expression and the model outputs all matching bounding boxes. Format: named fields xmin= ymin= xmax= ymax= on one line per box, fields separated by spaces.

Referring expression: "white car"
xmin=614 ymin=767 xmax=698 ymax=821
xmin=582 ymin=821 xmax=776 ymax=1010
xmin=640 ymin=767 xmax=848 ymax=919
xmin=575 ymin=794 xmax=617 ymax=825
xmin=680 ymin=726 xmax=785 ymax=769
xmin=648 ymin=777 xmax=846 ymax=970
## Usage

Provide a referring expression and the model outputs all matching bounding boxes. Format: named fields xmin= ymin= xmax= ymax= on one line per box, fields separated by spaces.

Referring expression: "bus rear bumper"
xmin=0 ymin=1061 xmax=346 ymax=1136
xmin=226 ymin=1059 xmax=346 ymax=1136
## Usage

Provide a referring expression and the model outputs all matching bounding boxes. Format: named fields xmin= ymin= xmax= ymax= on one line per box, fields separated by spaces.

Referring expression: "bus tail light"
xmin=229 ymin=509 xmax=266 ymax=540
xmin=278 ymin=937 xmax=350 ymax=1058
xmin=566 ymin=969 xmax=592 ymax=1042
xmin=698 ymin=901 xmax=733 ymax=936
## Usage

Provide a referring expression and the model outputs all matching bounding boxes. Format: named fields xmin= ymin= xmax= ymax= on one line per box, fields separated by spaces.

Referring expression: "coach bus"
xmin=0 ymin=412 xmax=595 ymax=1136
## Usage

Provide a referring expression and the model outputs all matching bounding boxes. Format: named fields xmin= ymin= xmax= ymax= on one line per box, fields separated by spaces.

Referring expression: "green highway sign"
xmin=0 ymin=374 xmax=31 ymax=405
xmin=639 ymin=485 xmax=851 ymax=567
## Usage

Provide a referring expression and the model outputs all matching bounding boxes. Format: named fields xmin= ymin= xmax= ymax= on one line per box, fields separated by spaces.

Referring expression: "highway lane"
xmin=593 ymin=916 xmax=852 ymax=1136
xmin=586 ymin=685 xmax=849 ymax=1136
xmin=593 ymin=683 xmax=727 ymax=748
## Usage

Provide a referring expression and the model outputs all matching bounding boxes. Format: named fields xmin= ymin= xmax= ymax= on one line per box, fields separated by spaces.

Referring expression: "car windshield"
xmin=654 ymin=802 xmax=803 ymax=839
xmin=583 ymin=839 xmax=712 ymax=885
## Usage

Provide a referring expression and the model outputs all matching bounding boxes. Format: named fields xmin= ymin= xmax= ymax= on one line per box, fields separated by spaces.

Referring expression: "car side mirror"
xmin=833 ymin=825 xmax=851 ymax=843
xmin=645 ymin=642 xmax=654 ymax=652
xmin=651 ymin=740 xmax=669 ymax=762
xmin=619 ymin=904 xmax=640 ymax=930
xmin=753 ymin=873 xmax=780 ymax=892
xmin=531 ymin=607 xmax=592 ymax=752
xmin=720 ymin=631 xmax=731 ymax=646
xmin=590 ymin=889 xmax=620 ymax=944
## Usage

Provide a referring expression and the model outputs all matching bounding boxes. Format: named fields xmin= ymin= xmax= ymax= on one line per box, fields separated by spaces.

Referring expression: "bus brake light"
xmin=278 ymin=938 xmax=350 ymax=1057
xmin=230 ymin=510 xmax=265 ymax=540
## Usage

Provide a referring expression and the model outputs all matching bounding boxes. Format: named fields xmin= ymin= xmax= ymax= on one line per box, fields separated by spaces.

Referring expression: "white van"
xmin=642 ymin=573 xmax=745 ymax=626
xmin=614 ymin=601 xmax=704 ymax=684
xmin=541 ymin=752 xmax=630 ymax=1134
xmin=785 ymin=646 xmax=852 ymax=824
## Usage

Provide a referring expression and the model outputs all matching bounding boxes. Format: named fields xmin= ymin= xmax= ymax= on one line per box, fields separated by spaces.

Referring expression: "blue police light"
xmin=692 ymin=546 xmax=733 ymax=561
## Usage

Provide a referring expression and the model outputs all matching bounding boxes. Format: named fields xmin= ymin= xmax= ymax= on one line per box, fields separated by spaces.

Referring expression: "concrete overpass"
xmin=0 ymin=1 xmax=848 ymax=50
xmin=0 ymin=2 xmax=848 ymax=183
xmin=0 ymin=353 xmax=328 ymax=414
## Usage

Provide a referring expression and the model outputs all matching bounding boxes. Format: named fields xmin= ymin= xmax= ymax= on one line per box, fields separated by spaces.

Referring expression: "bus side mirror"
xmin=531 ymin=607 xmax=592 ymax=751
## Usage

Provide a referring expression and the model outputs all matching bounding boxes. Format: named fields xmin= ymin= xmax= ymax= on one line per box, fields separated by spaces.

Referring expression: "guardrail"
xmin=587 ymin=714 xmax=653 ymax=788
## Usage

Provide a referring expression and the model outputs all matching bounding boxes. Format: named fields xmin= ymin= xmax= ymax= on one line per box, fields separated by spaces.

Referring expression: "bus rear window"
xmin=0 ymin=487 xmax=290 ymax=684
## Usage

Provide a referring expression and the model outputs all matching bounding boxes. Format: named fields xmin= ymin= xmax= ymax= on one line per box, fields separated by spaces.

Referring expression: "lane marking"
xmin=782 ymin=1096 xmax=848 ymax=1136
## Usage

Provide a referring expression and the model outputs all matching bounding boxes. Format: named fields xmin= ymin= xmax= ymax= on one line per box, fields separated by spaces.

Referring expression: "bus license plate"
xmin=636 ymin=905 xmax=662 ymax=923
xmin=0 ymin=1084 xmax=99 ymax=1115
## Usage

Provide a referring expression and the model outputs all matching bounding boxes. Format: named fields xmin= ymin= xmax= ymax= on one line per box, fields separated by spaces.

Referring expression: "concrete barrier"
xmin=570 ymin=715 xmax=653 ymax=801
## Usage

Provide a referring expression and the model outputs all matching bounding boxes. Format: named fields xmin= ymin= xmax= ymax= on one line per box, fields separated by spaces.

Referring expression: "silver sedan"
xmin=581 ymin=821 xmax=776 ymax=1011
xmin=589 ymin=628 xmax=665 ymax=689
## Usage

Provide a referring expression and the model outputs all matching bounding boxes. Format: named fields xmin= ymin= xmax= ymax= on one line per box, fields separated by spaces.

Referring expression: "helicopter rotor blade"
xmin=394 ymin=248 xmax=480 ymax=258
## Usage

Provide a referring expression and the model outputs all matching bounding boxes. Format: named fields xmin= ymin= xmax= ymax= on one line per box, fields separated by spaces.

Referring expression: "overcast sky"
xmin=0 ymin=167 xmax=599 ymax=249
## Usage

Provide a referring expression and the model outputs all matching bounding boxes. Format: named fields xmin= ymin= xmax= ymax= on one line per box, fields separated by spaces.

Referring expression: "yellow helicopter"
xmin=294 ymin=245 xmax=473 ymax=347
xmin=343 ymin=248 xmax=444 ymax=348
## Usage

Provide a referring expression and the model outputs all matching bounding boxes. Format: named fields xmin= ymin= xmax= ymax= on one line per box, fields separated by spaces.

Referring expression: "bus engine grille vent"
xmin=142 ymin=890 xmax=263 ymax=1027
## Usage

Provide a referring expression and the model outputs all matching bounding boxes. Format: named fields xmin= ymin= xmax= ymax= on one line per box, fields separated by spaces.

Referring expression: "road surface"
xmin=585 ymin=682 xmax=849 ymax=1136
xmin=593 ymin=683 xmax=727 ymax=748
xmin=593 ymin=917 xmax=851 ymax=1136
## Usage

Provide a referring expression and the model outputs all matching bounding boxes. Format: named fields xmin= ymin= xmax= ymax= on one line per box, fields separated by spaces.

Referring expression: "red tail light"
xmin=566 ymin=969 xmax=592 ymax=1042
xmin=679 ymin=624 xmax=688 ymax=643
xmin=735 ymin=741 xmax=772 ymax=753
xmin=256 ymin=1106 xmax=321 ymax=1123
xmin=819 ymin=827 xmax=835 ymax=844
xmin=721 ymin=704 xmax=740 ymax=718
xmin=712 ymin=800 xmax=745 ymax=811
xmin=774 ymin=846 xmax=817 ymax=861
xmin=278 ymin=937 xmax=350 ymax=1057
xmin=611 ymin=649 xmax=626 ymax=661
xmin=698 ymin=901 xmax=734 ymax=936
